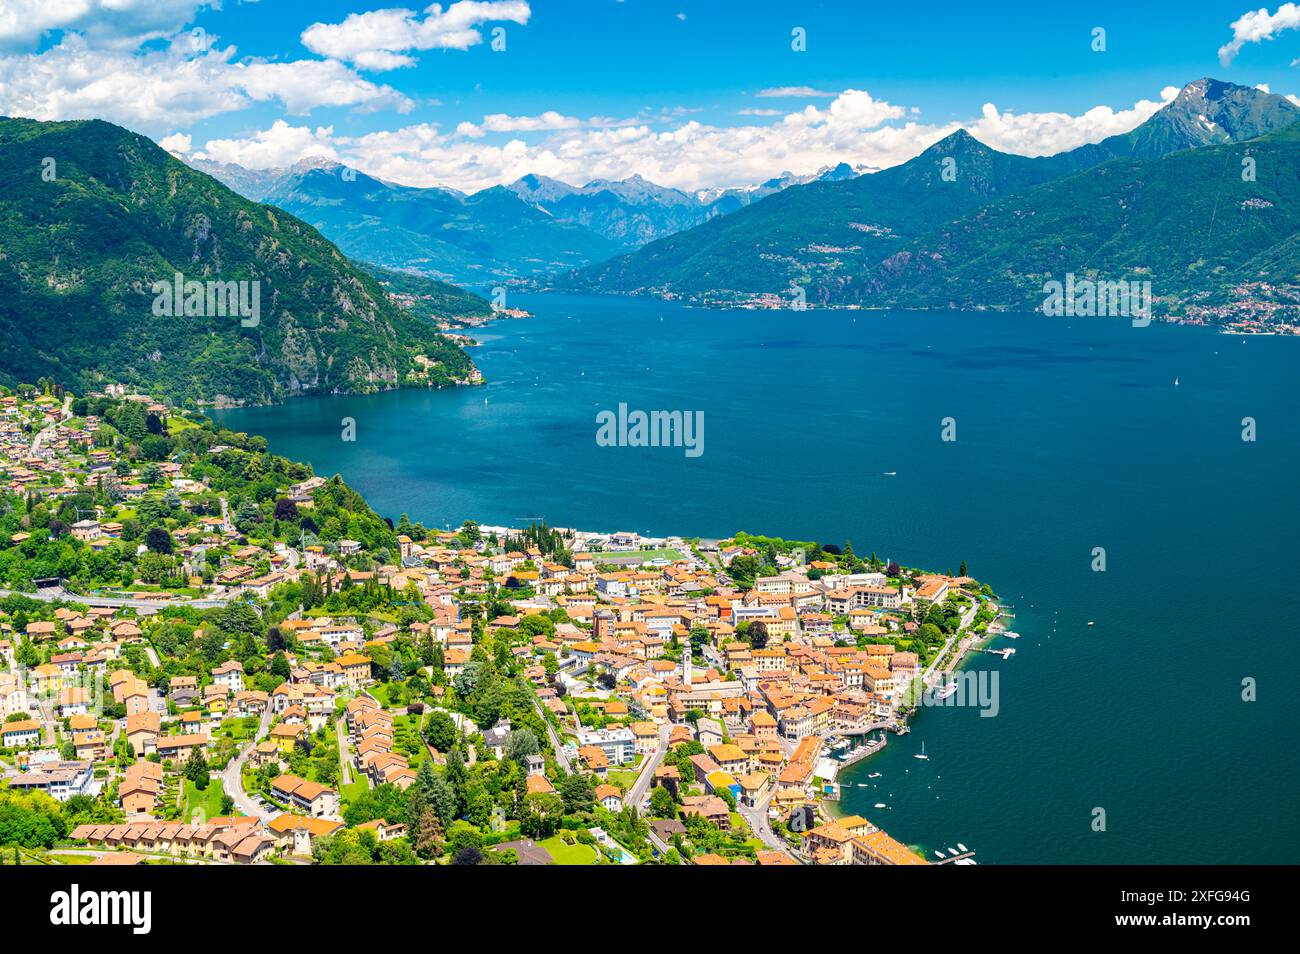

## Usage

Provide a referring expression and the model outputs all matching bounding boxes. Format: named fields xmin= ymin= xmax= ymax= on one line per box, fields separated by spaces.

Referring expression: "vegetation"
xmin=0 ymin=117 xmax=478 ymax=405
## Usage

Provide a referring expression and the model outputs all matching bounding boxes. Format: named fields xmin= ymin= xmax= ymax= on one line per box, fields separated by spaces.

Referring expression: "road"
xmin=220 ymin=706 xmax=275 ymax=822
xmin=29 ymin=395 xmax=72 ymax=454
xmin=335 ymin=716 xmax=354 ymax=787
xmin=624 ymin=723 xmax=671 ymax=811
xmin=0 ymin=587 xmax=233 ymax=610
xmin=738 ymin=786 xmax=799 ymax=862
xmin=532 ymin=695 xmax=572 ymax=774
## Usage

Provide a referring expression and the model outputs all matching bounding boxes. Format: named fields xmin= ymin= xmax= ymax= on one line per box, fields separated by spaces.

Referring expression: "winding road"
xmin=220 ymin=706 xmax=275 ymax=822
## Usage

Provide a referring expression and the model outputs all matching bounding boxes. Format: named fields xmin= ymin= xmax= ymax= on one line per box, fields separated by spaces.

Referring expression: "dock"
xmin=933 ymin=850 xmax=977 ymax=865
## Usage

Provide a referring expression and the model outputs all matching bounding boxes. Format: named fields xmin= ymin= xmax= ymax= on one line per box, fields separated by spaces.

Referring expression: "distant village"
xmin=0 ymin=384 xmax=998 ymax=867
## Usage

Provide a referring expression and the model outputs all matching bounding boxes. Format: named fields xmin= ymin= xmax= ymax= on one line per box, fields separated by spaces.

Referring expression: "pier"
xmin=933 ymin=850 xmax=977 ymax=865
xmin=834 ymin=733 xmax=888 ymax=768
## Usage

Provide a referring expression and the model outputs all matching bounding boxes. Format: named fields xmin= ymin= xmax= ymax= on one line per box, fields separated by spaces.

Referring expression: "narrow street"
xmin=624 ymin=723 xmax=671 ymax=810
xmin=220 ymin=706 xmax=275 ymax=822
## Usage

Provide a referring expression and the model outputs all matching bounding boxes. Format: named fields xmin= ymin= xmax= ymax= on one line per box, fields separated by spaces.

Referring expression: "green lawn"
xmin=216 ymin=717 xmax=258 ymax=741
xmin=341 ymin=780 xmax=369 ymax=805
xmin=597 ymin=549 xmax=685 ymax=565
xmin=538 ymin=835 xmax=598 ymax=865
xmin=605 ymin=769 xmax=639 ymax=792
xmin=182 ymin=777 xmax=227 ymax=824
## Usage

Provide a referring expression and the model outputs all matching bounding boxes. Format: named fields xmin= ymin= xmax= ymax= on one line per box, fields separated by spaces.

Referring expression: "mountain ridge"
xmin=549 ymin=78 xmax=1300 ymax=317
xmin=0 ymin=117 xmax=480 ymax=406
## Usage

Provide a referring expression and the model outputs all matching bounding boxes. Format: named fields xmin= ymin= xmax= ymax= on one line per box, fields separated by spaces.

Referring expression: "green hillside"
xmin=556 ymin=79 xmax=1300 ymax=320
xmin=0 ymin=117 xmax=476 ymax=406
xmin=555 ymin=130 xmax=1060 ymax=304
xmin=880 ymin=125 xmax=1300 ymax=315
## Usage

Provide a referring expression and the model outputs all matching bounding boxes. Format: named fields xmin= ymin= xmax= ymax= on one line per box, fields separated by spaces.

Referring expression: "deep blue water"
xmin=218 ymin=293 xmax=1300 ymax=863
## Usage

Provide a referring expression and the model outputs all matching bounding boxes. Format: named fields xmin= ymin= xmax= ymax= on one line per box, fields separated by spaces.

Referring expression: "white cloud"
xmin=0 ymin=35 xmax=412 ymax=130
xmin=176 ymin=86 xmax=1175 ymax=193
xmin=965 ymin=87 xmax=1178 ymax=158
xmin=479 ymin=110 xmax=582 ymax=132
xmin=0 ymin=0 xmax=221 ymax=50
xmin=194 ymin=119 xmax=339 ymax=168
xmin=738 ymin=108 xmax=782 ymax=116
xmin=756 ymin=86 xmax=837 ymax=98
xmin=234 ymin=59 xmax=412 ymax=115
xmin=300 ymin=0 xmax=530 ymax=70
xmin=1219 ymin=3 xmax=1300 ymax=66
xmin=159 ymin=131 xmax=192 ymax=155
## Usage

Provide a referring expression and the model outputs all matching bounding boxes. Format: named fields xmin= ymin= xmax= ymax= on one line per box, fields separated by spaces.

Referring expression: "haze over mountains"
xmin=556 ymin=78 xmax=1300 ymax=315
xmin=187 ymin=154 xmax=872 ymax=284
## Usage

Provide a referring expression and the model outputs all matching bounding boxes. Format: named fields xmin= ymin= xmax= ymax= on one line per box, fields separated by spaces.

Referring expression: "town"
xmin=0 ymin=382 xmax=1002 ymax=867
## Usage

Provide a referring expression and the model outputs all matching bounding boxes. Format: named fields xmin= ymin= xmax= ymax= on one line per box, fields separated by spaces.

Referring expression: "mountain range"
xmin=0 ymin=118 xmax=482 ymax=406
xmin=553 ymin=78 xmax=1300 ymax=316
xmin=504 ymin=162 xmax=871 ymax=247
xmin=186 ymin=156 xmax=870 ymax=281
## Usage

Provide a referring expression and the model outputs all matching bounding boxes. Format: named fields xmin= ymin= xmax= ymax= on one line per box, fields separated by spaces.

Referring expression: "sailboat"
xmin=1174 ymin=377 xmax=1180 ymax=386
xmin=913 ymin=740 xmax=930 ymax=761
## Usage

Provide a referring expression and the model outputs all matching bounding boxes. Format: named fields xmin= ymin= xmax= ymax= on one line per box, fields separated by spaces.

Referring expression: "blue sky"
xmin=4 ymin=1 xmax=1300 ymax=190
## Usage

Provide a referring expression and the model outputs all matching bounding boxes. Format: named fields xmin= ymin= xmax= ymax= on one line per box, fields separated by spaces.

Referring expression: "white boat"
xmin=882 ymin=471 xmax=897 ymax=476
xmin=857 ymin=783 xmax=869 ymax=787
xmin=914 ymin=741 xmax=930 ymax=760
xmin=1002 ymin=631 xmax=1020 ymax=639
xmin=934 ymin=849 xmax=946 ymax=859
xmin=867 ymin=772 xmax=881 ymax=779
xmin=957 ymin=843 xmax=968 ymax=852
xmin=874 ymin=803 xmax=887 ymax=809
xmin=933 ymin=682 xmax=958 ymax=700
xmin=1087 ymin=621 xmax=1095 ymax=627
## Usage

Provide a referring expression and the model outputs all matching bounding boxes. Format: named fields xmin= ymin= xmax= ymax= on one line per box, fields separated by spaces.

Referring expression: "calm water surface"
xmin=217 ymin=293 xmax=1300 ymax=864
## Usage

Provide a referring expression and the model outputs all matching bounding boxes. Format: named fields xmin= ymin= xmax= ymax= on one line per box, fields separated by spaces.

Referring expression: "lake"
xmin=217 ymin=292 xmax=1300 ymax=864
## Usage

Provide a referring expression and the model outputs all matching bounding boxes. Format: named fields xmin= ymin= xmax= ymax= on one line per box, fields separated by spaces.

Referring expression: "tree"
xmin=728 ymin=554 xmax=760 ymax=589
xmin=183 ymin=749 xmax=210 ymax=790
xmin=452 ymin=846 xmax=483 ymax=866
xmin=424 ymin=711 xmax=457 ymax=752
xmin=505 ymin=727 xmax=540 ymax=765
xmin=520 ymin=792 xmax=565 ymax=839
xmin=414 ymin=806 xmax=444 ymax=857
xmin=958 ymin=560 xmax=968 ymax=577
xmin=145 ymin=527 xmax=174 ymax=556
xmin=270 ymin=652 xmax=291 ymax=680
xmin=558 ymin=773 xmax=595 ymax=814
xmin=748 ymin=621 xmax=770 ymax=650
xmin=649 ymin=784 xmax=676 ymax=819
